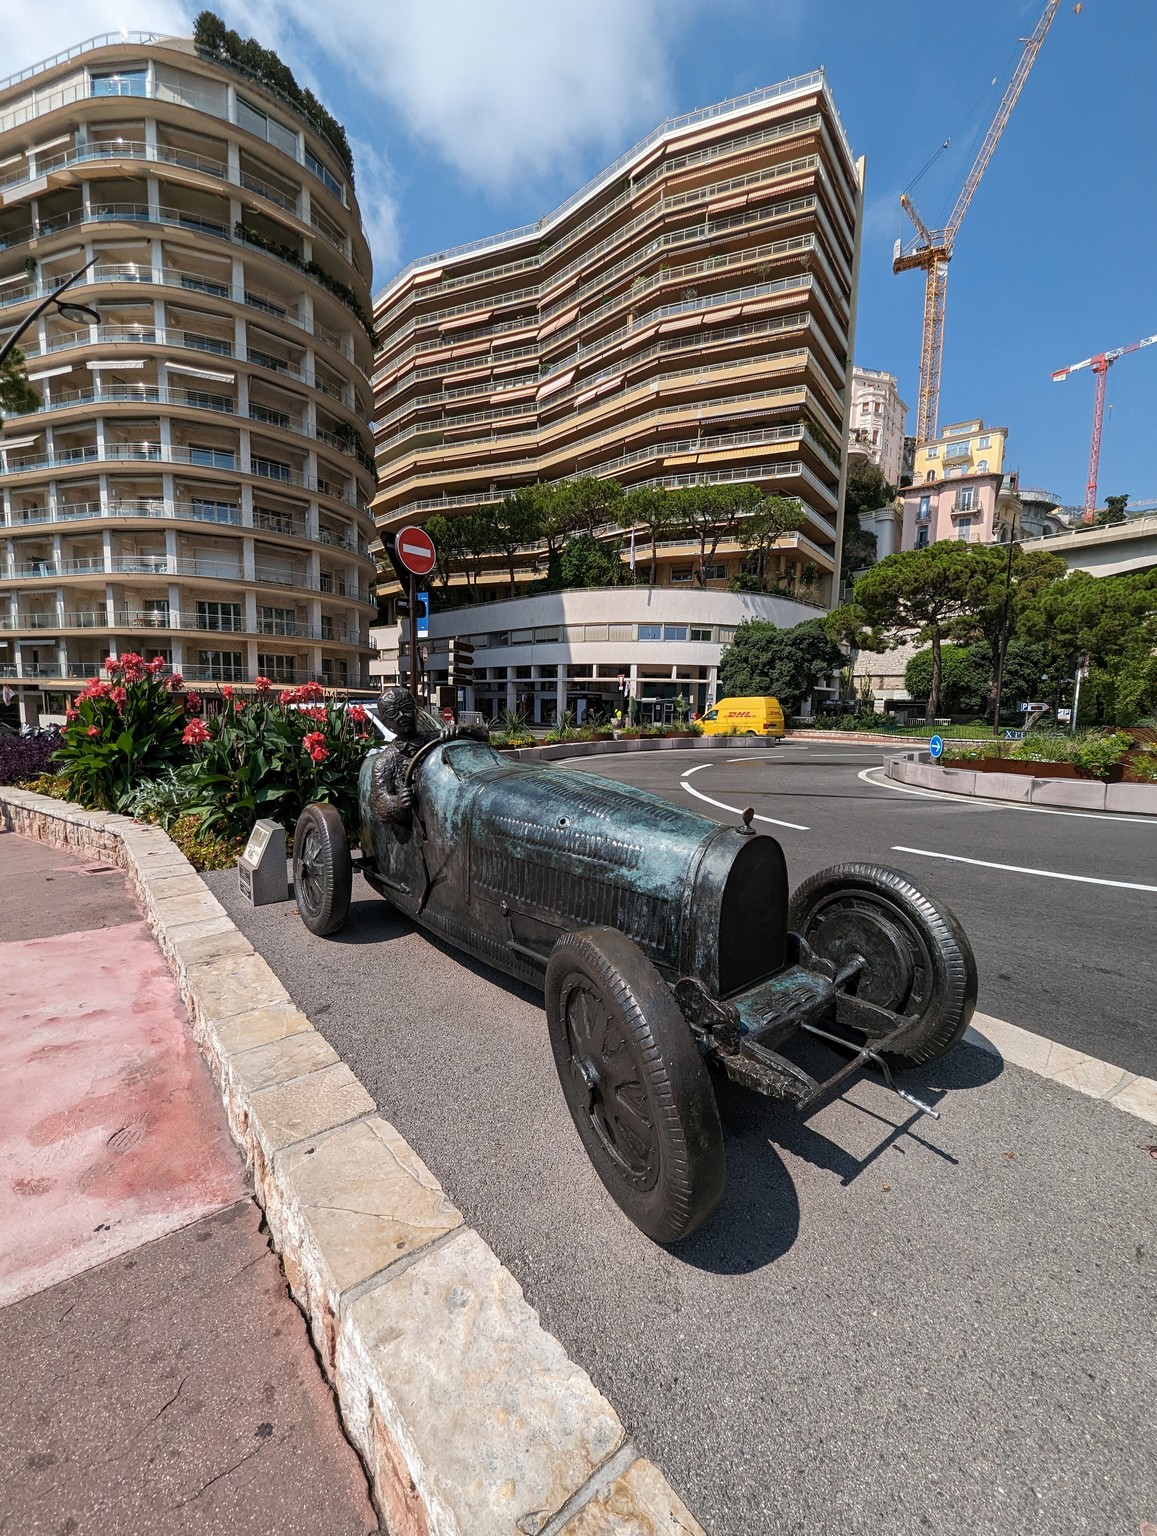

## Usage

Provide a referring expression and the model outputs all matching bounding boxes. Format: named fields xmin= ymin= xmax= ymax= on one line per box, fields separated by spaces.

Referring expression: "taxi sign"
xmin=929 ymin=734 xmax=944 ymax=759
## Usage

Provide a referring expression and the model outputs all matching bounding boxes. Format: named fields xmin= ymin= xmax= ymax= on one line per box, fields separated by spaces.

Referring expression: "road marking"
xmin=859 ymin=766 xmax=1157 ymax=827
xmin=892 ymin=844 xmax=1157 ymax=893
xmin=680 ymin=778 xmax=809 ymax=831
xmin=681 ymin=763 xmax=712 ymax=777
xmin=967 ymin=1012 xmax=1157 ymax=1128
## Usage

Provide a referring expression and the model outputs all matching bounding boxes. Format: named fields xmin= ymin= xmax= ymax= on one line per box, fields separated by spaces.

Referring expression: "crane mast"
xmin=894 ymin=0 xmax=1062 ymax=445
xmin=1052 ymin=332 xmax=1157 ymax=519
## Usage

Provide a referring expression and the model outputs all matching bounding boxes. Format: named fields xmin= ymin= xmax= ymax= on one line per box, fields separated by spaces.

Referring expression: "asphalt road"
xmin=570 ymin=740 xmax=1157 ymax=1080
xmin=204 ymin=742 xmax=1157 ymax=1536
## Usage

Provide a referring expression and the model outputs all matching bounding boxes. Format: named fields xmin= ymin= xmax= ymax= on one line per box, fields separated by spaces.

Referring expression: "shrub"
xmin=490 ymin=709 xmax=535 ymax=748
xmin=168 ymin=813 xmax=247 ymax=872
xmin=16 ymin=772 xmax=72 ymax=799
xmin=180 ymin=681 xmax=373 ymax=838
xmin=122 ymin=766 xmax=200 ymax=830
xmin=0 ymin=731 xmax=61 ymax=786
xmin=53 ymin=655 xmax=188 ymax=811
xmin=1007 ymin=729 xmax=1132 ymax=779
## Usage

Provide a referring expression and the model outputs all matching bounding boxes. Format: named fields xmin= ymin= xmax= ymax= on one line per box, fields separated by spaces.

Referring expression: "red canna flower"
xmin=110 ymin=686 xmax=127 ymax=710
xmin=254 ymin=675 xmax=272 ymax=693
xmin=86 ymin=725 xmax=101 ymax=738
xmin=221 ymin=684 xmax=234 ymax=701
xmin=182 ymin=718 xmax=211 ymax=746
xmin=185 ymin=689 xmax=202 ymax=714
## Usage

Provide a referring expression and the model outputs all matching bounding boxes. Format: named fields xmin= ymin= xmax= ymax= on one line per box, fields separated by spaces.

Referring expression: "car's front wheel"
xmin=545 ymin=927 xmax=725 ymax=1244
xmin=293 ymin=802 xmax=351 ymax=936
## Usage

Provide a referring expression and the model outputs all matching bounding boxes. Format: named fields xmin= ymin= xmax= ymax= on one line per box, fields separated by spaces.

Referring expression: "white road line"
xmin=859 ymin=766 xmax=1157 ymax=827
xmin=892 ymin=844 xmax=1157 ymax=893
xmin=680 ymin=779 xmax=809 ymax=831
xmin=681 ymin=763 xmax=712 ymax=777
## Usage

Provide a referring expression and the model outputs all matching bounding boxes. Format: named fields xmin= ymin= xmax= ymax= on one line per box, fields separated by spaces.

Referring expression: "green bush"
xmin=53 ymin=654 xmax=188 ymax=811
xmin=1007 ymin=729 xmax=1133 ymax=779
xmin=181 ymin=680 xmax=373 ymax=837
xmin=168 ymin=813 xmax=246 ymax=872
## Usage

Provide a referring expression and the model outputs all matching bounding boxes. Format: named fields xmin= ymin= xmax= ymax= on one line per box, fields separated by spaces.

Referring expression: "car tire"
xmin=545 ymin=927 xmax=725 ymax=1244
xmin=788 ymin=863 xmax=977 ymax=1063
xmin=293 ymin=803 xmax=352 ymax=936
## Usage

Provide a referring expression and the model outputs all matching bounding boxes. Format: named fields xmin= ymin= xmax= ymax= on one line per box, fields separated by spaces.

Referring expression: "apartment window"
xmin=956 ymin=488 xmax=975 ymax=512
xmin=918 ymin=496 xmax=931 ymax=520
xmin=956 ymin=517 xmax=973 ymax=539
xmin=533 ymin=627 xmax=559 ymax=643
xmin=860 ymin=402 xmax=871 ymax=414
xmin=252 ymin=455 xmax=292 ymax=481
xmin=257 ymin=653 xmax=296 ymax=682
xmin=196 ymin=600 xmax=241 ymax=633
xmin=638 ymin=624 xmax=662 ymax=641
xmin=181 ymin=274 xmax=229 ymax=298
xmin=945 ymin=442 xmax=970 ymax=460
xmin=249 ymin=403 xmax=291 ymax=429
xmin=254 ymin=506 xmax=300 ymax=534
xmin=925 ymin=446 xmax=939 ymax=458
xmin=91 ymin=68 xmax=147 ymax=97
xmin=235 ymin=95 xmax=299 ymax=158
xmin=191 ymin=498 xmax=239 ymax=524
xmin=260 ymin=606 xmax=296 ymax=636
xmin=874 ymin=402 xmax=882 ymax=413
xmin=915 ymin=526 xmax=929 ymax=549
xmin=670 ymin=568 xmax=693 ymax=584
xmin=925 ymin=470 xmax=936 ymax=483
xmin=305 ymin=145 xmax=343 ymax=201
xmin=705 ymin=563 xmax=728 ymax=581
xmin=690 ymin=626 xmax=713 ymax=642
xmin=140 ymin=599 xmax=169 ymax=628
xmin=977 ymin=460 xmax=989 ymax=473
xmin=977 ymin=435 xmax=991 ymax=449
xmin=321 ymin=658 xmax=348 ymax=684
xmin=871 ymin=430 xmax=879 ymax=445
xmin=198 ymin=650 xmax=243 ymax=680
xmin=189 ymin=445 xmax=235 ymax=469
xmin=664 ymin=626 xmax=689 ymax=642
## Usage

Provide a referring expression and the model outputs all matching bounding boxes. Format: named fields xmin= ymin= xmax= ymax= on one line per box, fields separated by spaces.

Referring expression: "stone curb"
xmin=505 ymin=734 xmax=779 ymax=762
xmin=884 ymin=753 xmax=1157 ymax=816
xmin=0 ymin=788 xmax=705 ymax=1536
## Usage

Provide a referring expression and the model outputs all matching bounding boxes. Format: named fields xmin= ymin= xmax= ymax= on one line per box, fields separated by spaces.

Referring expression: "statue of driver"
xmin=368 ymin=685 xmax=487 ymax=825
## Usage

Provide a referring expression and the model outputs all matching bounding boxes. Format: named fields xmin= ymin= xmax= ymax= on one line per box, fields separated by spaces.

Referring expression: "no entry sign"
xmin=395 ymin=525 xmax=436 ymax=576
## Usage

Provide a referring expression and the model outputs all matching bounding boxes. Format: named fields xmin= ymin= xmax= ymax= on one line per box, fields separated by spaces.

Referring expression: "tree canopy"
xmin=1 ymin=348 xmax=40 ymax=415
xmin=718 ymin=618 xmax=843 ymax=713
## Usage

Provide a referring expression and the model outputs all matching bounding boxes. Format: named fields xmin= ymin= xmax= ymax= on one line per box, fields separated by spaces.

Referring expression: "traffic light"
xmin=448 ymin=636 xmax=475 ymax=687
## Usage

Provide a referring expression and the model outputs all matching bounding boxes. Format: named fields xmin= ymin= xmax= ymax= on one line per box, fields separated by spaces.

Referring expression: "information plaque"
xmin=238 ymin=818 xmax=288 ymax=906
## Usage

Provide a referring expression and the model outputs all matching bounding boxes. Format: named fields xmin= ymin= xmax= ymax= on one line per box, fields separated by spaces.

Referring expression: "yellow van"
xmin=699 ymin=696 xmax=785 ymax=738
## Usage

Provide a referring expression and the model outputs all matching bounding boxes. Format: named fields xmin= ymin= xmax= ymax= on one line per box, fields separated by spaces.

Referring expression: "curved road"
xmin=205 ymin=740 xmax=1157 ymax=1536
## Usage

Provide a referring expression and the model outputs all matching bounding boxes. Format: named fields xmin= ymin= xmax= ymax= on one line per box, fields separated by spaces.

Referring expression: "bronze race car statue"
xmin=292 ymin=689 xmax=977 ymax=1244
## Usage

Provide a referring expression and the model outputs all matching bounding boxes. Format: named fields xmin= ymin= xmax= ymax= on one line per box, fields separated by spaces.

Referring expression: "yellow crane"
xmin=893 ymin=0 xmax=1064 ymax=445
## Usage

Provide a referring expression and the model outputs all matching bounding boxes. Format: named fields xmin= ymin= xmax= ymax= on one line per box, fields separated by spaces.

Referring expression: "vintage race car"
xmin=292 ymin=730 xmax=977 ymax=1243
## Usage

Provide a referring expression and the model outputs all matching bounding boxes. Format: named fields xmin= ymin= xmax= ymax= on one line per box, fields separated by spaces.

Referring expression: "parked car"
xmin=292 ymin=738 xmax=976 ymax=1243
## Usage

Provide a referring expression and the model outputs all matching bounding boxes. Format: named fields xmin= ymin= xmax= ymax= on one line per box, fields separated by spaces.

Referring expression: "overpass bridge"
xmin=1021 ymin=513 xmax=1157 ymax=576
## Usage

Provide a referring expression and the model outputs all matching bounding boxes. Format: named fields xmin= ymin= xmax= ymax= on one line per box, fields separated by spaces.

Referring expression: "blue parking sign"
xmin=929 ymin=734 xmax=944 ymax=759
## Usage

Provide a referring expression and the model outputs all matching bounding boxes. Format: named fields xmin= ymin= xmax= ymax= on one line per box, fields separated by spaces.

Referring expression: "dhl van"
xmin=698 ymin=696 xmax=785 ymax=738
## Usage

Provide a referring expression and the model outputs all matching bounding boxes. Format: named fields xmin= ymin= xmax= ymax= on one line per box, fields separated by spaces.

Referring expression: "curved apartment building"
xmin=0 ymin=32 xmax=377 ymax=725
xmin=372 ymin=72 xmax=862 ymax=617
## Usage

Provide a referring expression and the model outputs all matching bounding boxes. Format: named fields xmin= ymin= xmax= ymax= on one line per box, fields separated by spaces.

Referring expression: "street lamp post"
xmin=0 ymin=257 xmax=101 ymax=371
xmin=991 ymin=533 xmax=1018 ymax=734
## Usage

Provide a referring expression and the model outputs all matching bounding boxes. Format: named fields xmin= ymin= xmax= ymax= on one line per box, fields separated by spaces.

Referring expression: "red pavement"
xmin=0 ymin=828 xmax=379 ymax=1534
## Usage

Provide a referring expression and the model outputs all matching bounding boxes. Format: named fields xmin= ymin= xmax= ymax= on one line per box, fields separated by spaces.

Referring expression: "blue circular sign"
xmin=929 ymin=734 xmax=944 ymax=759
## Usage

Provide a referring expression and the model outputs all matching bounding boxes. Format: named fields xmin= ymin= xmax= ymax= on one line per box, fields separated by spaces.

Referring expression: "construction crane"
xmin=1052 ymin=331 xmax=1157 ymax=520
xmin=894 ymin=0 xmax=1063 ymax=445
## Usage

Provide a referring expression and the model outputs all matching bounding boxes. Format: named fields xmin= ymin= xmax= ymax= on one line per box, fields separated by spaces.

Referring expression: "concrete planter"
xmin=885 ymin=754 xmax=1157 ymax=816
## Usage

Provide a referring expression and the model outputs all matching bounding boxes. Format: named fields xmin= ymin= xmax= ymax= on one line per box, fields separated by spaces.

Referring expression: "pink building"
xmin=900 ymin=418 xmax=1022 ymax=550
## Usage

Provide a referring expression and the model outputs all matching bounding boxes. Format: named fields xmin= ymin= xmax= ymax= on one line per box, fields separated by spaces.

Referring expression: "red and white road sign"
xmin=442 ymin=706 xmax=455 ymax=722
xmin=396 ymin=525 xmax=436 ymax=576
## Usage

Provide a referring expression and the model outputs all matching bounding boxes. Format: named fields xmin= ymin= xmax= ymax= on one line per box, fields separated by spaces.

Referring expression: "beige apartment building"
xmin=371 ymin=71 xmax=864 ymax=638
xmin=0 ymin=31 xmax=377 ymax=725
xmin=847 ymin=365 xmax=907 ymax=487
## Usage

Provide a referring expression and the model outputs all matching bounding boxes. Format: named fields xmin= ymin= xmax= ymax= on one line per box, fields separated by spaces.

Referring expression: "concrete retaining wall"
xmin=885 ymin=754 xmax=1157 ymax=814
xmin=0 ymin=788 xmax=704 ymax=1536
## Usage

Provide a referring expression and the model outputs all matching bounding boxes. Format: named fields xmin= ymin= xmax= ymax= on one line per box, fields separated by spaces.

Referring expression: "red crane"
xmin=1052 ymin=331 xmax=1157 ymax=521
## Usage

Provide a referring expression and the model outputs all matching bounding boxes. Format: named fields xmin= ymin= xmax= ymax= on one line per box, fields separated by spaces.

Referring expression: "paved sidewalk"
xmin=0 ymin=827 xmax=379 ymax=1535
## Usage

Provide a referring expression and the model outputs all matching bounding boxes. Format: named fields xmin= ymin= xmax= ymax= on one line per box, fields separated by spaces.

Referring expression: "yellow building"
xmin=913 ymin=419 xmax=1006 ymax=484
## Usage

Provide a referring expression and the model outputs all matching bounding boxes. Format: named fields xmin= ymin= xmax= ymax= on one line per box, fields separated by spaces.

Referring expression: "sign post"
xmin=394 ymin=525 xmax=437 ymax=704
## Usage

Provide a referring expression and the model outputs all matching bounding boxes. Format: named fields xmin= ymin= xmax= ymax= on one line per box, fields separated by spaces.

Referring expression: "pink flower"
xmin=104 ymin=656 xmax=118 ymax=675
xmin=65 ymin=707 xmax=80 ymax=723
xmin=182 ymin=719 xmax=211 ymax=746
xmin=184 ymin=690 xmax=202 ymax=714
xmin=298 ymin=681 xmax=324 ymax=703
xmin=348 ymin=704 xmax=367 ymax=723
xmin=221 ymin=685 xmax=234 ymax=701
xmin=254 ymin=675 xmax=272 ymax=693
xmin=86 ymin=725 xmax=101 ymax=738
xmin=110 ymin=686 xmax=127 ymax=710
xmin=78 ymin=679 xmax=110 ymax=702
xmin=167 ymin=672 xmax=184 ymax=691
xmin=147 ymin=655 xmax=167 ymax=674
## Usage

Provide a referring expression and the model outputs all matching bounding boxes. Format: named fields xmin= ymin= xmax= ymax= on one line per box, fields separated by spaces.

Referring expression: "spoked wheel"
xmin=788 ymin=863 xmax=977 ymax=1063
xmin=545 ymin=927 xmax=725 ymax=1244
xmin=293 ymin=803 xmax=352 ymax=936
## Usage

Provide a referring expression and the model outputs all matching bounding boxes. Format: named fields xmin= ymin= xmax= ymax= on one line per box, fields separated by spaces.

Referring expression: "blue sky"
xmin=11 ymin=0 xmax=1156 ymax=509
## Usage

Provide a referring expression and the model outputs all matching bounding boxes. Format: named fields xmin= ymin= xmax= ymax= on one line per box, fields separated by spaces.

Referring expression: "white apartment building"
xmin=847 ymin=366 xmax=907 ymax=488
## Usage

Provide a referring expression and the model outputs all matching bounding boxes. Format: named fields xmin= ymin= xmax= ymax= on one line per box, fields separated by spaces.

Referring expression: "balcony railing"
xmin=3 ymin=499 xmax=370 ymax=553
xmin=0 ymin=553 xmax=374 ymax=600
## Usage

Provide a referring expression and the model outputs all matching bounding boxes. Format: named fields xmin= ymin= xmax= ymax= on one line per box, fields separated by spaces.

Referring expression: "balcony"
xmin=2 ymin=499 xmax=371 ymax=555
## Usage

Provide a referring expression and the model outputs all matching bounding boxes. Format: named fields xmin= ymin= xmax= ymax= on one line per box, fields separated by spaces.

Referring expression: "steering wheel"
xmin=403 ymin=734 xmax=445 ymax=790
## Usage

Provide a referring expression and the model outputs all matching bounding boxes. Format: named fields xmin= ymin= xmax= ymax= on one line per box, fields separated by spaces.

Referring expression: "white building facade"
xmin=847 ymin=366 xmax=907 ymax=488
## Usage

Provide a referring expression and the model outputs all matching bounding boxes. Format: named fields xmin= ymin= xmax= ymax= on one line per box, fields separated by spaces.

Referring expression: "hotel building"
xmin=0 ymin=32 xmax=377 ymax=725
xmin=369 ymin=72 xmax=864 ymax=717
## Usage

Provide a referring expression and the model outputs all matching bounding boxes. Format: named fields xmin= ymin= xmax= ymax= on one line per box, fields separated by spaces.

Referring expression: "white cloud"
xmin=347 ymin=137 xmax=401 ymax=276
xmin=238 ymin=0 xmax=686 ymax=192
xmin=3 ymin=0 xmax=192 ymax=75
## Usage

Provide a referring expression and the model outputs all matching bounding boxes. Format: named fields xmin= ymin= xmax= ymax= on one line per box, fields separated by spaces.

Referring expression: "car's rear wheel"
xmin=293 ymin=802 xmax=351 ymax=936
xmin=545 ymin=927 xmax=725 ymax=1243
xmin=788 ymin=863 xmax=977 ymax=1063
